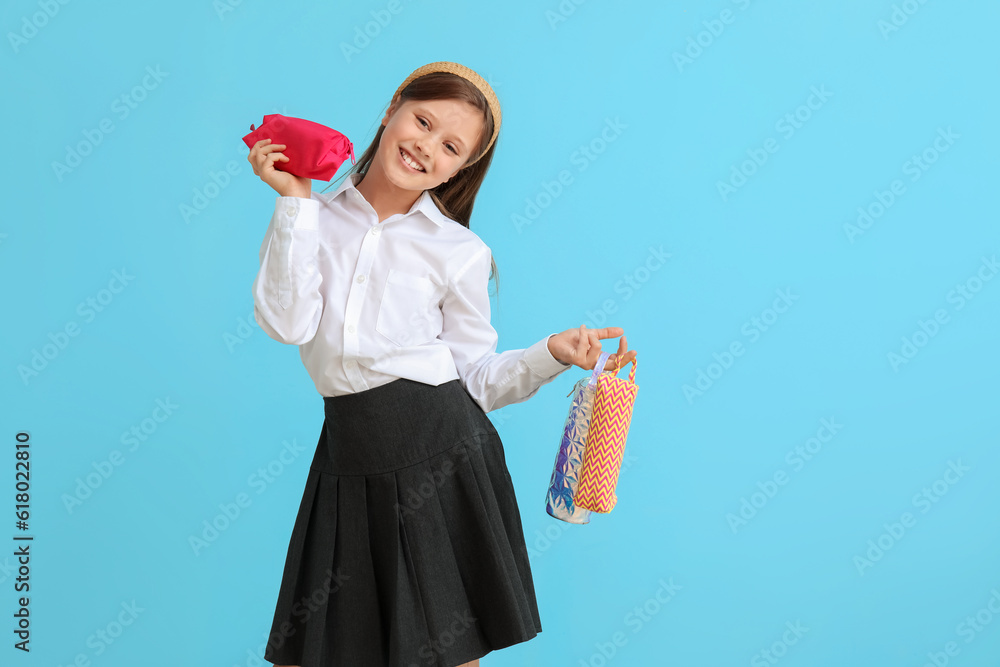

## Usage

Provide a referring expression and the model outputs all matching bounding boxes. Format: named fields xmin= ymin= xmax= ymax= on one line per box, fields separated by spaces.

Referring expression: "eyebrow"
xmin=416 ymin=107 xmax=467 ymax=152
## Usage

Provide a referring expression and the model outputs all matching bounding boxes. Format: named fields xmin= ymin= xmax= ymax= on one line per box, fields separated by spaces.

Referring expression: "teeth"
xmin=400 ymin=148 xmax=425 ymax=172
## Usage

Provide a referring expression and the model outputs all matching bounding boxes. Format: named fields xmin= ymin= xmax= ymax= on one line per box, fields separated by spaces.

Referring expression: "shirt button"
xmin=356 ymin=275 xmax=366 ymax=283
xmin=371 ymin=226 xmax=380 ymax=235
xmin=347 ymin=324 xmax=355 ymax=333
xmin=287 ymin=207 xmax=298 ymax=217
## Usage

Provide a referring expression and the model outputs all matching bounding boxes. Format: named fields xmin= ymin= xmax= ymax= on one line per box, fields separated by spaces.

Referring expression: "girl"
xmin=247 ymin=61 xmax=637 ymax=667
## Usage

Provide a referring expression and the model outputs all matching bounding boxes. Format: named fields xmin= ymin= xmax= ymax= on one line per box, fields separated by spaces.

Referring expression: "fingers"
xmin=587 ymin=328 xmax=602 ymax=370
xmin=577 ymin=325 xmax=599 ymax=370
xmin=574 ymin=325 xmax=613 ymax=370
xmin=576 ymin=325 xmax=600 ymax=370
xmin=620 ymin=335 xmax=637 ymax=365
xmin=591 ymin=326 xmax=624 ymax=339
xmin=247 ymin=138 xmax=272 ymax=164
xmin=611 ymin=336 xmax=626 ymax=371
xmin=248 ymin=138 xmax=288 ymax=173
xmin=574 ymin=325 xmax=588 ymax=367
xmin=569 ymin=324 xmax=637 ymax=371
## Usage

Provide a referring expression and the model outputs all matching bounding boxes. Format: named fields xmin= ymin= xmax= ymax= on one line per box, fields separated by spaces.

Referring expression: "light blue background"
xmin=2 ymin=0 xmax=999 ymax=665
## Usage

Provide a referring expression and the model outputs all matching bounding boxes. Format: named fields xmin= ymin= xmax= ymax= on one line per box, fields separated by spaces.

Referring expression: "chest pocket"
xmin=375 ymin=269 xmax=442 ymax=347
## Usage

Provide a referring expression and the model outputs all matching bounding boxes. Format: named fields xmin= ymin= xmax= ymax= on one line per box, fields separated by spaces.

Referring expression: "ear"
xmin=381 ymin=99 xmax=400 ymax=127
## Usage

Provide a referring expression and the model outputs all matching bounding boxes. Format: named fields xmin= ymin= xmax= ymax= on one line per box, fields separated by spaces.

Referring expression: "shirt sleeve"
xmin=251 ymin=195 xmax=324 ymax=345
xmin=439 ymin=242 xmax=573 ymax=413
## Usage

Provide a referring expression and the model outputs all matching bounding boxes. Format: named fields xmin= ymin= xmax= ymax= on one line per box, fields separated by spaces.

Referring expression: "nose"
xmin=414 ymin=137 xmax=430 ymax=158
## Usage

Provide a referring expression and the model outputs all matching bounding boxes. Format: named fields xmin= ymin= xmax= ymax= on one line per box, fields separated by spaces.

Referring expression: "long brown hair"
xmin=322 ymin=71 xmax=501 ymax=296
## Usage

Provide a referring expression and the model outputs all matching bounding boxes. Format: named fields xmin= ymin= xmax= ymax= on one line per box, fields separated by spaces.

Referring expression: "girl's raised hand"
xmin=547 ymin=325 xmax=637 ymax=372
xmin=247 ymin=138 xmax=313 ymax=199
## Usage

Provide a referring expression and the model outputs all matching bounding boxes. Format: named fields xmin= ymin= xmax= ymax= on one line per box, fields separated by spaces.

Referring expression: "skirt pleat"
xmin=263 ymin=378 xmax=542 ymax=667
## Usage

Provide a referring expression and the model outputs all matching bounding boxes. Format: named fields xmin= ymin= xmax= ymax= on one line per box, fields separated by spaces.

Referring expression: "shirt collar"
xmin=326 ymin=172 xmax=451 ymax=228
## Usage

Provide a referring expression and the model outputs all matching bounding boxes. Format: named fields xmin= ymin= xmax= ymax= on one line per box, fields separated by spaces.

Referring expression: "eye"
xmin=417 ymin=116 xmax=458 ymax=154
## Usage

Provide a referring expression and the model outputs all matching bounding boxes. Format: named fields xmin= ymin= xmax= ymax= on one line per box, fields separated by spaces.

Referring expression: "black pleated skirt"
xmin=262 ymin=378 xmax=542 ymax=667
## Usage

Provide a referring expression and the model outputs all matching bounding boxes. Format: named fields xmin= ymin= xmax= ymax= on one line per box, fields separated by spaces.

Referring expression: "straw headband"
xmin=390 ymin=61 xmax=501 ymax=166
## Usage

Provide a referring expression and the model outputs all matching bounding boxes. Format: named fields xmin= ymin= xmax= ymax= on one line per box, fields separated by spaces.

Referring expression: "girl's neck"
xmin=355 ymin=169 xmax=421 ymax=223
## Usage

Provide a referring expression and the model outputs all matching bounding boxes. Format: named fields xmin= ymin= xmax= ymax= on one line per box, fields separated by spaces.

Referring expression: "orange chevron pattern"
xmin=576 ymin=358 xmax=638 ymax=513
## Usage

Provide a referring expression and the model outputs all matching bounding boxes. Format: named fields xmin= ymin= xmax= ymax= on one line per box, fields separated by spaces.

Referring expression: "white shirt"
xmin=252 ymin=172 xmax=573 ymax=413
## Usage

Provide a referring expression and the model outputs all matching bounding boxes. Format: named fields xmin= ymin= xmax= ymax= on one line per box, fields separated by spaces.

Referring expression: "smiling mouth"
xmin=399 ymin=147 xmax=426 ymax=172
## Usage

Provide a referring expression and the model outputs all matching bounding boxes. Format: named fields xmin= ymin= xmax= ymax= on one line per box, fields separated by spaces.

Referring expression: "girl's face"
xmin=375 ymin=97 xmax=485 ymax=193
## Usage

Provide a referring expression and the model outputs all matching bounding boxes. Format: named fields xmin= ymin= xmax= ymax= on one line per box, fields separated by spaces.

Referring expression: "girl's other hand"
xmin=247 ymin=138 xmax=313 ymax=199
xmin=548 ymin=325 xmax=637 ymax=372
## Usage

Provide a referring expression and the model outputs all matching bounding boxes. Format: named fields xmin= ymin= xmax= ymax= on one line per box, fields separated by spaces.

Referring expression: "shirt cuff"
xmin=274 ymin=195 xmax=319 ymax=230
xmin=524 ymin=333 xmax=573 ymax=378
